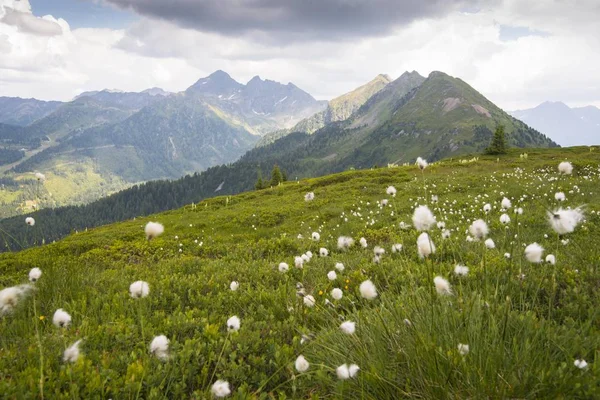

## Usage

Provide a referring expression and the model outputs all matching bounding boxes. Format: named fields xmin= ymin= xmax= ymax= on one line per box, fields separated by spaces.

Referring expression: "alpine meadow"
xmin=1 ymin=147 xmax=599 ymax=398
xmin=2 ymin=0 xmax=600 ymax=399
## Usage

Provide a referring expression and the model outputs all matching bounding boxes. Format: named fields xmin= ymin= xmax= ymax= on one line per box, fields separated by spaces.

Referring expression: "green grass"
xmin=0 ymin=146 xmax=599 ymax=398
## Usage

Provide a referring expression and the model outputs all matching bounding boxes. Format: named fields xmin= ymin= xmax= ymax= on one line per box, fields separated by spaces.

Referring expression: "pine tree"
xmin=255 ymin=170 xmax=265 ymax=190
xmin=270 ymin=165 xmax=283 ymax=186
xmin=485 ymin=125 xmax=507 ymax=155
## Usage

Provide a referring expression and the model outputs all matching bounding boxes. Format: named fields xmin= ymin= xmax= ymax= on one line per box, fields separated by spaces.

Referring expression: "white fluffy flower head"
xmin=145 ymin=222 xmax=164 ymax=240
xmin=211 ymin=380 xmax=231 ymax=398
xmin=63 ymin=340 xmax=83 ymax=363
xmin=53 ymin=308 xmax=72 ymax=328
xmin=25 ymin=217 xmax=35 ymax=226
xmin=29 ymin=268 xmax=42 ymax=282
xmin=417 ymin=232 xmax=435 ymax=258
xmin=227 ymin=315 xmax=241 ymax=332
xmin=469 ymin=219 xmax=489 ymax=239
xmin=150 ymin=335 xmax=169 ymax=360
xmin=434 ymin=276 xmax=452 ymax=296
xmin=340 ymin=320 xmax=356 ymax=334
xmin=359 ymin=280 xmax=378 ymax=300
xmin=558 ymin=161 xmax=573 ymax=175
xmin=295 ymin=355 xmax=309 ymax=372
xmin=129 ymin=281 xmax=150 ymax=298
xmin=524 ymin=243 xmax=544 ymax=263
xmin=412 ymin=205 xmax=436 ymax=231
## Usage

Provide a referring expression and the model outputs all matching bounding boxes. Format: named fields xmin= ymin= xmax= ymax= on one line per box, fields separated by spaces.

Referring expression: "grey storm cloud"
xmin=105 ymin=0 xmax=484 ymax=40
xmin=0 ymin=7 xmax=63 ymax=36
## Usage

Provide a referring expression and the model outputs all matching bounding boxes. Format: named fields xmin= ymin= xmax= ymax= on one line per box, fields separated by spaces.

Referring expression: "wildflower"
xmin=359 ymin=280 xmax=377 ymax=300
xmin=29 ymin=268 xmax=42 ymax=282
xmin=485 ymin=238 xmax=495 ymax=249
xmin=319 ymin=248 xmax=329 ymax=257
xmin=145 ymin=222 xmax=164 ymax=240
xmin=404 ymin=319 xmax=412 ymax=327
xmin=229 ymin=281 xmax=239 ymax=291
xmin=373 ymin=255 xmax=381 ymax=264
xmin=416 ymin=157 xmax=428 ymax=170
xmin=501 ymin=197 xmax=512 ymax=209
xmin=52 ymin=309 xmax=72 ymax=328
xmin=336 ymin=364 xmax=350 ymax=380
xmin=359 ymin=237 xmax=368 ymax=248
xmin=436 ymin=221 xmax=446 ymax=229
xmin=417 ymin=232 xmax=435 ymax=258
xmin=373 ymin=246 xmax=385 ymax=256
xmin=349 ymin=364 xmax=360 ymax=377
xmin=331 ymin=288 xmax=343 ymax=300
xmin=412 ymin=205 xmax=436 ymax=231
xmin=381 ymin=199 xmax=389 ymax=206
xmin=150 ymin=335 xmax=169 ymax=360
xmin=500 ymin=214 xmax=511 ymax=224
xmin=311 ymin=232 xmax=320 ymax=241
xmin=434 ymin=276 xmax=452 ymax=295
xmin=25 ymin=217 xmax=35 ymax=226
xmin=227 ymin=315 xmax=240 ymax=332
xmin=441 ymin=229 xmax=451 ymax=239
xmin=555 ymin=192 xmax=566 ymax=201
xmin=63 ymin=340 xmax=82 ymax=363
xmin=399 ymin=221 xmax=411 ymax=230
xmin=337 ymin=236 xmax=354 ymax=250
xmin=35 ymin=172 xmax=46 ymax=181
xmin=0 ymin=285 xmax=32 ymax=315
xmin=294 ymin=257 xmax=304 ymax=269
xmin=548 ymin=207 xmax=584 ymax=235
xmin=327 ymin=271 xmax=337 ymax=281
xmin=524 ymin=243 xmax=544 ymax=263
xmin=546 ymin=254 xmax=556 ymax=265
xmin=574 ymin=359 xmax=588 ymax=369
xmin=211 ymin=380 xmax=231 ymax=398
xmin=295 ymin=355 xmax=309 ymax=372
xmin=516 ymin=207 xmax=523 ymax=215
xmin=458 ymin=343 xmax=470 ymax=356
xmin=303 ymin=295 xmax=316 ymax=307
xmin=483 ymin=203 xmax=492 ymax=213
xmin=469 ymin=219 xmax=489 ymax=239
xmin=386 ymin=186 xmax=397 ymax=197
xmin=335 ymin=262 xmax=345 ymax=272
xmin=504 ymin=252 xmax=511 ymax=259
xmin=340 ymin=321 xmax=356 ymax=334
xmin=129 ymin=281 xmax=150 ymax=298
xmin=558 ymin=161 xmax=573 ymax=175
xmin=391 ymin=243 xmax=403 ymax=253
xmin=431 ymin=195 xmax=438 ymax=203
xmin=454 ymin=265 xmax=469 ymax=276
xmin=304 ymin=192 xmax=315 ymax=202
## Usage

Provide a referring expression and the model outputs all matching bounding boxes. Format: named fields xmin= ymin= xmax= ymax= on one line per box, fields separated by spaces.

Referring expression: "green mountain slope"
xmin=1 ymin=148 xmax=599 ymax=398
xmin=0 ymin=97 xmax=63 ymax=126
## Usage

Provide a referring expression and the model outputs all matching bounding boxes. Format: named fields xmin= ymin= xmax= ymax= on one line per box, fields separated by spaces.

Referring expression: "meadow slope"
xmin=0 ymin=147 xmax=599 ymax=398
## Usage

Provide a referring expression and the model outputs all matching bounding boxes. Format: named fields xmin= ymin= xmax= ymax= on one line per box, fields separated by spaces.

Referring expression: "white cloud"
xmin=0 ymin=0 xmax=598 ymax=110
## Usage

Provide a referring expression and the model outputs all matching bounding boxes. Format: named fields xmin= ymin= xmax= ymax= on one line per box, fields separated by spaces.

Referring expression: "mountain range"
xmin=0 ymin=69 xmax=555 ymax=218
xmin=510 ymin=102 xmax=600 ymax=146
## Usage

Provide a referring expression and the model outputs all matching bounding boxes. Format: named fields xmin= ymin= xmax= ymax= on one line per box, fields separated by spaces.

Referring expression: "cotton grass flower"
xmin=548 ymin=207 xmax=584 ymax=235
xmin=129 ymin=281 xmax=150 ymax=298
xmin=227 ymin=315 xmax=241 ymax=332
xmin=0 ymin=285 xmax=32 ymax=315
xmin=52 ymin=308 xmax=72 ymax=328
xmin=63 ymin=340 xmax=82 ymax=363
xmin=391 ymin=243 xmax=403 ymax=253
xmin=331 ymin=288 xmax=343 ymax=300
xmin=29 ymin=268 xmax=42 ymax=282
xmin=469 ymin=219 xmax=489 ymax=239
xmin=483 ymin=203 xmax=492 ymax=213
xmin=458 ymin=343 xmax=470 ymax=356
xmin=337 ymin=236 xmax=354 ymax=250
xmin=304 ymin=192 xmax=315 ymax=202
xmin=500 ymin=214 xmax=511 ymax=224
xmin=319 ymin=247 xmax=329 ymax=257
xmin=386 ymin=186 xmax=397 ymax=197
xmin=546 ymin=254 xmax=556 ymax=265
xmin=35 ymin=172 xmax=46 ymax=181
xmin=340 ymin=321 xmax=356 ymax=334
xmin=294 ymin=257 xmax=303 ymax=268
xmin=311 ymin=232 xmax=320 ymax=241
xmin=295 ymin=355 xmax=309 ymax=372
xmin=150 ymin=335 xmax=169 ymax=360
xmin=335 ymin=262 xmax=345 ymax=272
xmin=504 ymin=252 xmax=511 ymax=259
xmin=349 ymin=364 xmax=360 ymax=377
xmin=501 ymin=197 xmax=512 ymax=209
xmin=359 ymin=280 xmax=377 ymax=300
xmin=574 ymin=359 xmax=588 ymax=369
xmin=359 ymin=237 xmax=368 ymax=248
xmin=25 ymin=217 xmax=35 ymax=226
xmin=434 ymin=276 xmax=452 ymax=296
xmin=144 ymin=222 xmax=164 ymax=240
xmin=279 ymin=262 xmax=290 ymax=272
xmin=555 ymin=192 xmax=566 ymax=201
xmin=524 ymin=243 xmax=544 ymax=263
xmin=441 ymin=229 xmax=451 ymax=239
xmin=327 ymin=271 xmax=337 ymax=281
xmin=416 ymin=157 xmax=428 ymax=170
xmin=558 ymin=161 xmax=573 ymax=175
xmin=485 ymin=238 xmax=495 ymax=249
xmin=336 ymin=364 xmax=351 ymax=380
xmin=417 ymin=232 xmax=435 ymax=258
xmin=454 ymin=265 xmax=469 ymax=276
xmin=412 ymin=205 xmax=436 ymax=231
xmin=229 ymin=281 xmax=239 ymax=291
xmin=303 ymin=295 xmax=316 ymax=307
xmin=373 ymin=246 xmax=385 ymax=256
xmin=211 ymin=380 xmax=231 ymax=398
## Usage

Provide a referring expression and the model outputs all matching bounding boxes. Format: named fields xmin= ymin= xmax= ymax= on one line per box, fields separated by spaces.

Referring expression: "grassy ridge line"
xmin=0 ymin=147 xmax=598 ymax=398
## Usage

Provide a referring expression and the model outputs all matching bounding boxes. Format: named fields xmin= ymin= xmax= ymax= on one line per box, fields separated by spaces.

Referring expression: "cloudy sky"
xmin=1 ymin=0 xmax=598 ymax=110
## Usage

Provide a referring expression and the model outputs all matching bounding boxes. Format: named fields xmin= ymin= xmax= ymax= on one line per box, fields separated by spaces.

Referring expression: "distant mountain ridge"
xmin=510 ymin=102 xmax=600 ymax=146
xmin=0 ymin=97 xmax=63 ymax=126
